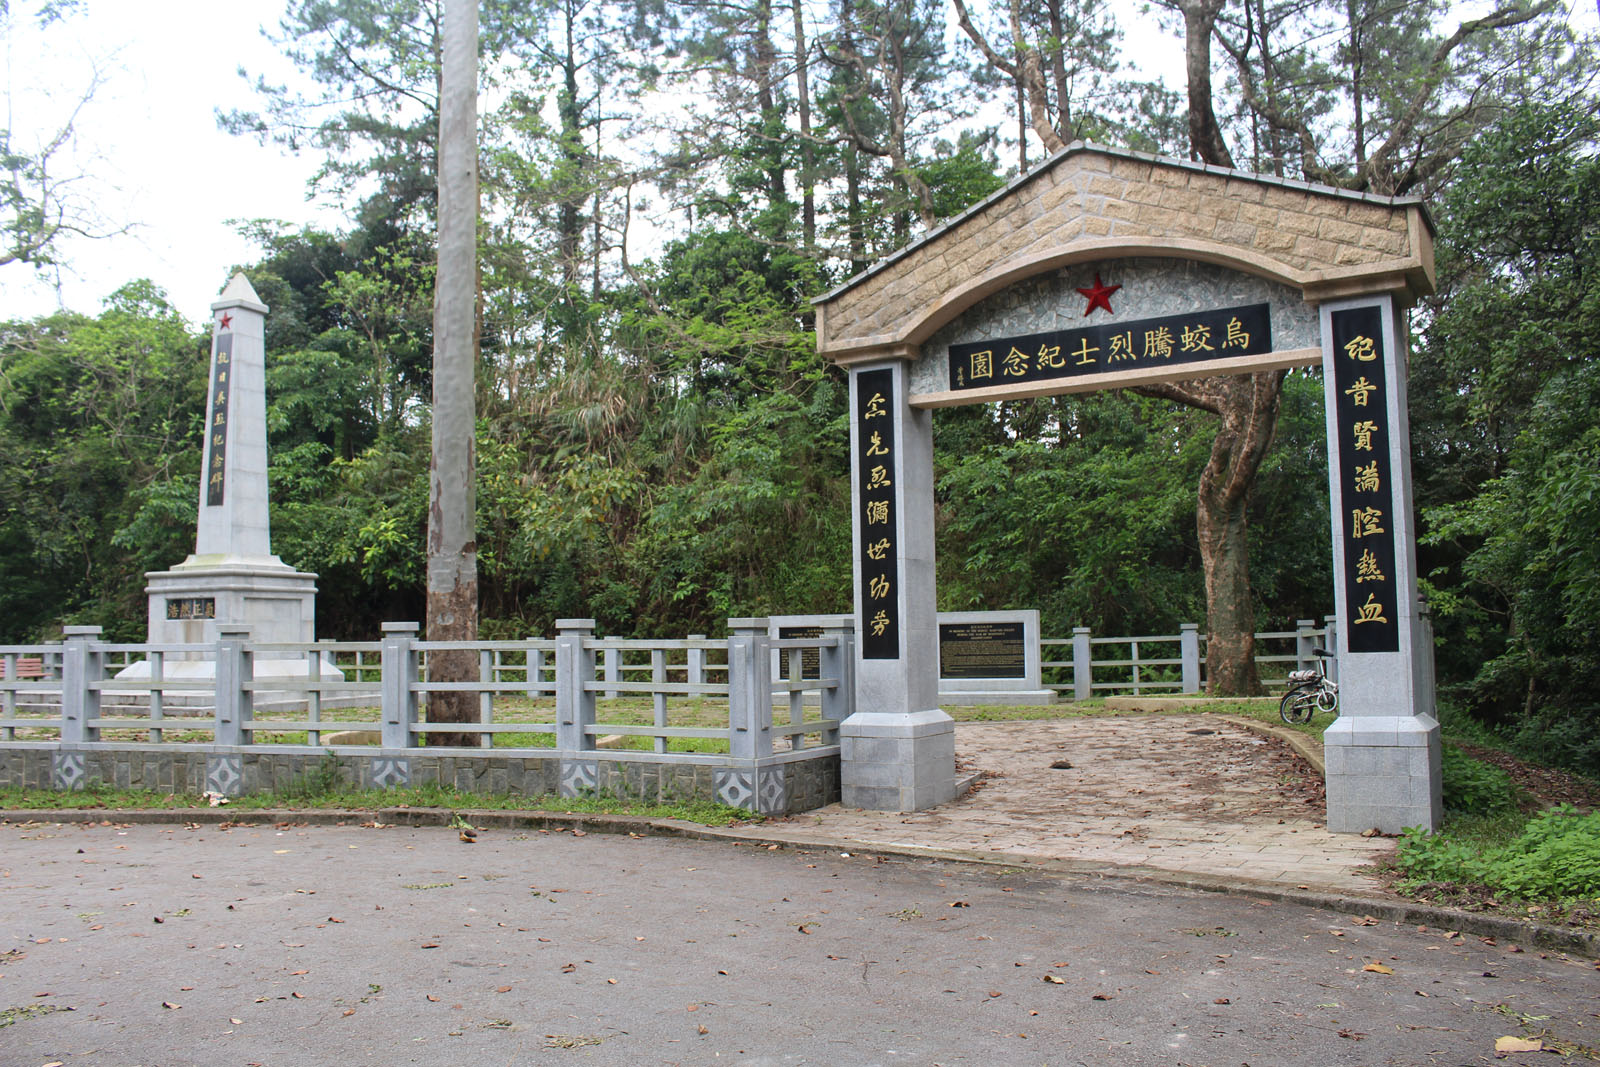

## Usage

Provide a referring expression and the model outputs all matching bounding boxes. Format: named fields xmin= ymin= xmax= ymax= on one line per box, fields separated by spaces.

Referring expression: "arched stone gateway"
xmin=814 ymin=142 xmax=1440 ymax=834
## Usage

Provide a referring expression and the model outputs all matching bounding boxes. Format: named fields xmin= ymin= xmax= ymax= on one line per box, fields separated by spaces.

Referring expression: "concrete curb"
xmin=7 ymin=805 xmax=1595 ymax=959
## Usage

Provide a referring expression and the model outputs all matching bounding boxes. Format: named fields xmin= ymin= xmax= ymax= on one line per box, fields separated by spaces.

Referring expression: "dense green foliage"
xmin=1397 ymin=806 xmax=1600 ymax=901
xmin=1415 ymin=101 xmax=1600 ymax=774
xmin=1438 ymin=746 xmax=1518 ymax=818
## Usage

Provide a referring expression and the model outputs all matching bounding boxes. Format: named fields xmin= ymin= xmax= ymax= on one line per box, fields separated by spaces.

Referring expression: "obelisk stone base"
xmin=1322 ymin=714 xmax=1441 ymax=833
xmin=840 ymin=710 xmax=956 ymax=811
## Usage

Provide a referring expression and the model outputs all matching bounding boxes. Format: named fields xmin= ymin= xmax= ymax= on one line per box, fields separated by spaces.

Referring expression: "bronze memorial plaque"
xmin=776 ymin=625 xmax=823 ymax=680
xmin=939 ymin=621 xmax=1026 ymax=680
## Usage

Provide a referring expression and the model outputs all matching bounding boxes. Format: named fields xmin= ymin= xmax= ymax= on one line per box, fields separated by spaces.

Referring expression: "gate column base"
xmin=1323 ymin=715 xmax=1441 ymax=834
xmin=840 ymin=709 xmax=955 ymax=812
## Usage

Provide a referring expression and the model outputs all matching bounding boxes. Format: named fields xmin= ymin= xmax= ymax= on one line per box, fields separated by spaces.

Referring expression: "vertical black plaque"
xmin=1330 ymin=306 xmax=1400 ymax=654
xmin=205 ymin=331 xmax=233 ymax=506
xmin=857 ymin=369 xmax=899 ymax=660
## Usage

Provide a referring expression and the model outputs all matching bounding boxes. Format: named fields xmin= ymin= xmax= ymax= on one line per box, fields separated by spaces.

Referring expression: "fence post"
xmin=59 ymin=625 xmax=102 ymax=746
xmin=1417 ymin=594 xmax=1437 ymax=720
xmin=1295 ymin=619 xmax=1316 ymax=671
xmin=1179 ymin=623 xmax=1201 ymax=694
xmin=1071 ymin=627 xmax=1093 ymax=701
xmin=819 ymin=619 xmax=856 ymax=746
xmin=687 ymin=635 xmax=706 ymax=688
xmin=603 ymin=646 xmax=620 ymax=700
xmin=728 ymin=618 xmax=772 ymax=760
xmin=52 ymin=626 xmax=103 ymax=791
xmin=555 ymin=619 xmax=596 ymax=753
xmin=381 ymin=623 xmax=419 ymax=749
xmin=1323 ymin=613 xmax=1340 ymax=682
xmin=213 ymin=626 xmax=253 ymax=748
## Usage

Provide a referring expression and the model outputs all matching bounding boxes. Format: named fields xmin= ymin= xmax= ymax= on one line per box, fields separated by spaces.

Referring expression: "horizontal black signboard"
xmin=948 ymin=303 xmax=1272 ymax=392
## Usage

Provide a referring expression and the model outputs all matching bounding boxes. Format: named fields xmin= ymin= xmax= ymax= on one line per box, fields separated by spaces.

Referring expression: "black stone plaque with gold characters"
xmin=948 ymin=303 xmax=1272 ymax=391
xmin=856 ymin=369 xmax=899 ymax=660
xmin=1330 ymin=306 xmax=1399 ymax=654
xmin=939 ymin=621 xmax=1026 ymax=679
xmin=205 ymin=332 xmax=233 ymax=506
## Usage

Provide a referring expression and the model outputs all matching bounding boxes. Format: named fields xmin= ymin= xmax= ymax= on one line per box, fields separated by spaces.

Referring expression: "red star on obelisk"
xmin=218 ymin=312 xmax=233 ymax=330
xmin=1076 ymin=273 xmax=1121 ymax=316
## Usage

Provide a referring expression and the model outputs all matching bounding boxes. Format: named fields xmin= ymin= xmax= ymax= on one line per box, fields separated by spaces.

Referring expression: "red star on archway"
xmin=1076 ymin=273 xmax=1121 ymax=316
xmin=218 ymin=312 xmax=233 ymax=330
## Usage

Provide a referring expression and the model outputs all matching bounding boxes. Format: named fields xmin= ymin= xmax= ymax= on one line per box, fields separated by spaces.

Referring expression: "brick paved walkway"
xmin=732 ymin=714 xmax=1394 ymax=897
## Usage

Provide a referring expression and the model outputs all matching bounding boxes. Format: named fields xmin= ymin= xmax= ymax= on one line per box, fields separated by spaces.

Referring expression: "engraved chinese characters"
xmin=1330 ymin=307 xmax=1400 ymax=653
xmin=205 ymin=330 xmax=233 ymax=506
xmin=947 ymin=303 xmax=1271 ymax=392
xmin=856 ymin=369 xmax=899 ymax=659
xmin=165 ymin=597 xmax=216 ymax=621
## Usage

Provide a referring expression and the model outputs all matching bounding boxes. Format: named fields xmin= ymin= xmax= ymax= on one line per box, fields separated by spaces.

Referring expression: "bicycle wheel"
xmin=1280 ymin=689 xmax=1315 ymax=725
xmin=1316 ymin=685 xmax=1338 ymax=715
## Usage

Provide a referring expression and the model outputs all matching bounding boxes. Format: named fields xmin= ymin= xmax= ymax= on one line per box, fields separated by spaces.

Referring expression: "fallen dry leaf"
xmin=1214 ymin=998 xmax=1230 ymax=1004
xmin=426 ymin=995 xmax=440 ymax=1002
xmin=1362 ymin=962 xmax=1394 ymax=974
xmin=496 ymin=986 xmax=512 ymax=993
xmin=1042 ymin=975 xmax=1066 ymax=985
xmin=1092 ymin=993 xmax=1113 ymax=1001
xmin=161 ymin=1001 xmax=180 ymax=1010
xmin=1495 ymin=1036 xmax=1543 ymax=1053
xmin=697 ymin=1024 xmax=709 ymax=1035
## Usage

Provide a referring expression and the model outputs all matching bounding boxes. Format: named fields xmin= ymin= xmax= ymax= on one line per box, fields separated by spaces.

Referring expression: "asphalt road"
xmin=2 ymin=818 xmax=1595 ymax=1066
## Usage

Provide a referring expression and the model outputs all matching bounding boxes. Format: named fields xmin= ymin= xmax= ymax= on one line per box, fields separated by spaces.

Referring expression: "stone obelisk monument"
xmin=141 ymin=273 xmax=321 ymax=652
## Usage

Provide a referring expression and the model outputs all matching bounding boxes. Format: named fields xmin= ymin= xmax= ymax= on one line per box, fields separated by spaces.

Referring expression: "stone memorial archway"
xmin=815 ymin=142 xmax=1441 ymax=833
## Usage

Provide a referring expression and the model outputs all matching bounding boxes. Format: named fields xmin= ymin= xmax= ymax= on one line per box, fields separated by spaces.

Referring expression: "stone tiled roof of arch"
xmin=814 ymin=141 xmax=1435 ymax=364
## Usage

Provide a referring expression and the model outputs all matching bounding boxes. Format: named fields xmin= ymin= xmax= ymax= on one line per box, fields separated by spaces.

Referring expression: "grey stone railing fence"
xmin=1041 ymin=618 xmax=1340 ymax=699
xmin=0 ymin=618 xmax=855 ymax=816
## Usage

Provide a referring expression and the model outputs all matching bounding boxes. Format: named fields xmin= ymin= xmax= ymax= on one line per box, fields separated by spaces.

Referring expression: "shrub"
xmin=1440 ymin=745 xmax=1519 ymax=816
xmin=1397 ymin=805 xmax=1600 ymax=901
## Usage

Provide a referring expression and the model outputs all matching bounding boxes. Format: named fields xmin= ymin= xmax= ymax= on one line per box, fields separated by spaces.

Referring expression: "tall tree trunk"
xmin=1149 ymin=0 xmax=1283 ymax=697
xmin=557 ymin=0 xmax=586 ymax=327
xmin=1045 ymin=0 xmax=1072 ymax=141
xmin=427 ymin=0 xmax=480 ymax=747
xmin=1141 ymin=371 xmax=1285 ymax=695
xmin=1179 ymin=0 xmax=1233 ymax=167
xmin=791 ymin=0 xmax=816 ymax=253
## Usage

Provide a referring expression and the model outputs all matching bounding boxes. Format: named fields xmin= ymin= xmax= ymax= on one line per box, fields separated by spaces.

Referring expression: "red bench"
xmin=0 ymin=657 xmax=44 ymax=679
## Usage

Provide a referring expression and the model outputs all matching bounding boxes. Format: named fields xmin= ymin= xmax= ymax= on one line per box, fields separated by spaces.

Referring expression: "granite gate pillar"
xmin=841 ymin=361 xmax=956 ymax=810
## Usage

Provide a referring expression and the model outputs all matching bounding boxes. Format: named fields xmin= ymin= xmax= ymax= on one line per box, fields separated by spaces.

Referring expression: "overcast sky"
xmin=1 ymin=0 xmax=340 ymax=324
xmin=3 ymin=1 xmax=1596 ymax=328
